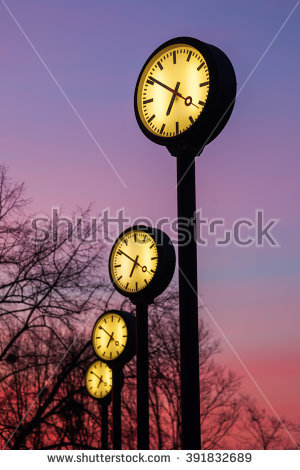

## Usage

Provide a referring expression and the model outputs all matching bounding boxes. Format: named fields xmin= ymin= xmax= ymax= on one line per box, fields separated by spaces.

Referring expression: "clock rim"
xmin=135 ymin=41 xmax=210 ymax=139
xmin=109 ymin=225 xmax=176 ymax=303
xmin=92 ymin=312 xmax=128 ymax=361
xmin=91 ymin=310 xmax=136 ymax=367
xmin=85 ymin=359 xmax=113 ymax=400
xmin=134 ymin=36 xmax=236 ymax=153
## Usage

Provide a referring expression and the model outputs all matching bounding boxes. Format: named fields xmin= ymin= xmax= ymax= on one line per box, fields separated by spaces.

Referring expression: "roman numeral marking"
xmin=198 ymin=100 xmax=205 ymax=106
xmin=150 ymin=243 xmax=154 ymax=249
xmin=126 ymin=282 xmax=129 ymax=289
xmin=173 ymin=51 xmax=176 ymax=64
xmin=157 ymin=61 xmax=163 ymax=70
xmin=189 ymin=116 xmax=194 ymax=124
xmin=160 ymin=123 xmax=165 ymax=134
xmin=148 ymin=114 xmax=155 ymax=123
xmin=176 ymin=121 xmax=179 ymax=135
xmin=117 ymin=275 xmax=122 ymax=281
xmin=151 ymin=257 xmax=158 ymax=260
xmin=146 ymin=79 xmax=154 ymax=85
xmin=200 ymin=81 xmax=209 ymax=87
xmin=187 ymin=51 xmax=192 ymax=62
xmin=197 ymin=61 xmax=204 ymax=71
xmin=136 ymin=282 xmax=138 ymax=291
xmin=134 ymin=233 xmax=137 ymax=242
xmin=117 ymin=250 xmax=122 ymax=255
xmin=143 ymin=98 xmax=153 ymax=105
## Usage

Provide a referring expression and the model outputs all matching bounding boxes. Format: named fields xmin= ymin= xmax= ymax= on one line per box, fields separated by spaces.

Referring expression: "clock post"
xmin=134 ymin=37 xmax=236 ymax=449
xmin=108 ymin=226 xmax=176 ymax=449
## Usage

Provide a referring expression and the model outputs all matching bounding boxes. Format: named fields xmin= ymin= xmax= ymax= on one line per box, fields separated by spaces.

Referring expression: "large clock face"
xmin=110 ymin=230 xmax=158 ymax=294
xmin=136 ymin=43 xmax=210 ymax=138
xmin=85 ymin=360 xmax=112 ymax=399
xmin=92 ymin=312 xmax=128 ymax=361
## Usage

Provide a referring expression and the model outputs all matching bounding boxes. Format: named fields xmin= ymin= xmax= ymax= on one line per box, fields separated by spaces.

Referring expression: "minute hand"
xmin=149 ymin=77 xmax=199 ymax=109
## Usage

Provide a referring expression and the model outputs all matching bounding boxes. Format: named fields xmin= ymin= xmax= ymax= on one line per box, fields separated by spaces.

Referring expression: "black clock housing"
xmin=109 ymin=225 xmax=176 ymax=304
xmin=92 ymin=310 xmax=136 ymax=368
xmin=134 ymin=36 xmax=236 ymax=158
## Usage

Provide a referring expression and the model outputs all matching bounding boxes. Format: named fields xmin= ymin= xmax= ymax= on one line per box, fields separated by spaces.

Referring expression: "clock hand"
xmin=166 ymin=81 xmax=180 ymax=116
xmin=99 ymin=325 xmax=114 ymax=340
xmin=107 ymin=331 xmax=114 ymax=348
xmin=91 ymin=371 xmax=101 ymax=380
xmin=97 ymin=375 xmax=103 ymax=388
xmin=149 ymin=76 xmax=199 ymax=108
xmin=118 ymin=249 xmax=152 ymax=275
xmin=130 ymin=255 xmax=139 ymax=278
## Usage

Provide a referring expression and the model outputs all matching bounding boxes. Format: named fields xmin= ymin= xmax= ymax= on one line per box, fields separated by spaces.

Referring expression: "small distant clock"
xmin=109 ymin=226 xmax=176 ymax=303
xmin=85 ymin=360 xmax=113 ymax=399
xmin=92 ymin=310 xmax=136 ymax=367
xmin=134 ymin=36 xmax=236 ymax=157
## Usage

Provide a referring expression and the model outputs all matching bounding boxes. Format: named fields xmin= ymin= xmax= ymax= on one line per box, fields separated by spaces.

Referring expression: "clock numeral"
xmin=157 ymin=61 xmax=163 ymax=70
xmin=136 ymin=282 xmax=138 ymax=291
xmin=117 ymin=250 xmax=122 ymax=255
xmin=125 ymin=282 xmax=129 ymax=289
xmin=144 ymin=279 xmax=148 ymax=285
xmin=114 ymin=264 xmax=121 ymax=268
xmin=134 ymin=233 xmax=137 ymax=242
xmin=150 ymin=243 xmax=154 ymax=249
xmin=173 ymin=51 xmax=176 ymax=64
xmin=124 ymin=239 xmax=128 ymax=246
xmin=186 ymin=51 xmax=192 ymax=62
xmin=198 ymin=100 xmax=205 ymax=106
xmin=148 ymin=114 xmax=155 ymax=123
xmin=200 ymin=81 xmax=209 ymax=87
xmin=146 ymin=79 xmax=154 ymax=85
xmin=143 ymin=98 xmax=153 ymax=105
xmin=176 ymin=121 xmax=179 ymax=135
xmin=189 ymin=116 xmax=194 ymax=124
xmin=197 ymin=61 xmax=204 ymax=71
xmin=117 ymin=275 xmax=122 ymax=281
xmin=151 ymin=269 xmax=155 ymax=273
xmin=151 ymin=257 xmax=158 ymax=260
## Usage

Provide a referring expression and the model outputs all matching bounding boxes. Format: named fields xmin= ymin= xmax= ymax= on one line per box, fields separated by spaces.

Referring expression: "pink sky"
xmin=0 ymin=0 xmax=299 ymax=432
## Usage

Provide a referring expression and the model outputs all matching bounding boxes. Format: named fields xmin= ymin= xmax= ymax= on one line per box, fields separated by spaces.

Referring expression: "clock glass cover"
xmin=136 ymin=43 xmax=210 ymax=138
xmin=110 ymin=229 xmax=158 ymax=294
xmin=92 ymin=312 xmax=128 ymax=361
xmin=85 ymin=360 xmax=112 ymax=399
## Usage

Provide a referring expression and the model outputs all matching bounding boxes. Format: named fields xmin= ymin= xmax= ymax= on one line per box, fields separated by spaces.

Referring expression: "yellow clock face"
xmin=85 ymin=360 xmax=112 ymax=399
xmin=136 ymin=43 xmax=210 ymax=138
xmin=92 ymin=313 xmax=128 ymax=361
xmin=110 ymin=230 xmax=158 ymax=293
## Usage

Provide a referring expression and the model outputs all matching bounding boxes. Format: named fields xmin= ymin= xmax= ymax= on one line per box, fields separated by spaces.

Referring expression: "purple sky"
xmin=1 ymin=0 xmax=299 ymax=428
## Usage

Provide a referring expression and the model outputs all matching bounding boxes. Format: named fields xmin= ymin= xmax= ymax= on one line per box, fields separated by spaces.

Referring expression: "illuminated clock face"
xmin=110 ymin=230 xmax=158 ymax=293
xmin=92 ymin=312 xmax=128 ymax=361
xmin=136 ymin=43 xmax=210 ymax=138
xmin=85 ymin=360 xmax=112 ymax=399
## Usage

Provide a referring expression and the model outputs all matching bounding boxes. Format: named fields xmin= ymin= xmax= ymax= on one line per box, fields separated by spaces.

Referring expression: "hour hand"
xmin=166 ymin=81 xmax=180 ymax=116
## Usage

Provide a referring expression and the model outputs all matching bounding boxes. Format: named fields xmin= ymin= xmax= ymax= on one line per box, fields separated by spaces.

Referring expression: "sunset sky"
xmin=0 ymin=0 xmax=299 ymax=438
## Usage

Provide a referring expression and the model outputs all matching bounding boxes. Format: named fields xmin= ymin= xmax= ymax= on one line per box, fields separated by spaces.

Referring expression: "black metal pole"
xmin=112 ymin=368 xmax=122 ymax=449
xmin=101 ymin=400 xmax=109 ymax=450
xmin=177 ymin=155 xmax=201 ymax=449
xmin=135 ymin=301 xmax=149 ymax=449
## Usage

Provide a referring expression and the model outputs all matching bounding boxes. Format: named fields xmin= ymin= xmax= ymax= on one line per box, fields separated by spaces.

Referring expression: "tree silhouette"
xmin=0 ymin=165 xmax=298 ymax=450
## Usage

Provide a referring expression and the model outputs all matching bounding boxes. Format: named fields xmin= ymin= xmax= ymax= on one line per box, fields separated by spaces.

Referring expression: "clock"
xmin=109 ymin=226 xmax=176 ymax=303
xmin=85 ymin=360 xmax=112 ymax=399
xmin=134 ymin=37 xmax=236 ymax=157
xmin=92 ymin=310 xmax=136 ymax=367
